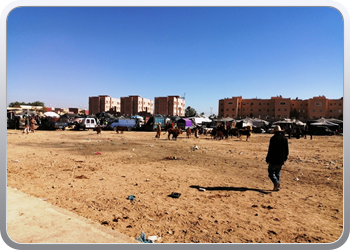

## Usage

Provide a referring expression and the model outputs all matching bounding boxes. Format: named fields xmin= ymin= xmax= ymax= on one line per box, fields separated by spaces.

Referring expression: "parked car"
xmin=74 ymin=118 xmax=98 ymax=130
xmin=110 ymin=119 xmax=137 ymax=131
xmin=104 ymin=118 xmax=119 ymax=130
xmin=310 ymin=126 xmax=335 ymax=135
xmin=41 ymin=116 xmax=69 ymax=130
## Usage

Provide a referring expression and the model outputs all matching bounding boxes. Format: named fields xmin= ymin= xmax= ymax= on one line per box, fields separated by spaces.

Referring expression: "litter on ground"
xmin=136 ymin=232 xmax=154 ymax=243
xmin=127 ymin=195 xmax=135 ymax=201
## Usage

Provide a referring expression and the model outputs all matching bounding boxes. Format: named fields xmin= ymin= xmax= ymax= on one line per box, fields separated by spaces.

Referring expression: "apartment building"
xmin=290 ymin=98 xmax=307 ymax=119
xmin=154 ymin=95 xmax=186 ymax=116
xmin=120 ymin=95 xmax=154 ymax=116
xmin=88 ymin=95 xmax=120 ymax=115
xmin=327 ymin=98 xmax=343 ymax=118
xmin=218 ymin=95 xmax=343 ymax=120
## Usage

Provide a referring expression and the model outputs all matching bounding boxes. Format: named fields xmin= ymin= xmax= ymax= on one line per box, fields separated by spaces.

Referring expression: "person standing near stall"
xmin=30 ymin=116 xmax=36 ymax=133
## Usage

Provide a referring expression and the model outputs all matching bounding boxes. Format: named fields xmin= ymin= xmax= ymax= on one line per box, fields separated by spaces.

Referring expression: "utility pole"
xmin=210 ymin=107 xmax=213 ymax=116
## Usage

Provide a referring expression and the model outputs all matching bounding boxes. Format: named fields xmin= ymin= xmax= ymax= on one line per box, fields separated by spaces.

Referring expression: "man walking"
xmin=266 ymin=125 xmax=289 ymax=191
xmin=155 ymin=123 xmax=161 ymax=139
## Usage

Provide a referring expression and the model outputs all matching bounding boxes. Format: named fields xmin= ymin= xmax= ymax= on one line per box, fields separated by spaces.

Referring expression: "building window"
xmin=259 ymin=103 xmax=261 ymax=105
xmin=226 ymin=109 xmax=229 ymax=111
xmin=313 ymin=110 xmax=316 ymax=112
xmin=280 ymin=102 xmax=286 ymax=105
xmin=330 ymin=110 xmax=333 ymax=113
xmin=278 ymin=109 xmax=280 ymax=111
xmin=267 ymin=109 xmax=269 ymax=112
xmin=330 ymin=103 xmax=333 ymax=106
xmin=315 ymin=102 xmax=322 ymax=106
xmin=251 ymin=109 xmax=253 ymax=111
xmin=267 ymin=103 xmax=270 ymax=106
xmin=251 ymin=103 xmax=253 ymax=105
xmin=242 ymin=102 xmax=246 ymax=105
xmin=339 ymin=103 xmax=342 ymax=106
xmin=320 ymin=110 xmax=322 ymax=112
xmin=228 ymin=102 xmax=233 ymax=105
xmin=232 ymin=108 xmax=235 ymax=111
xmin=285 ymin=109 xmax=287 ymax=111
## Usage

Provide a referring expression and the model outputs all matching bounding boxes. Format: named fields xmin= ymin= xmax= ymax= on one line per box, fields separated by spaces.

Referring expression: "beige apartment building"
xmin=120 ymin=95 xmax=154 ymax=116
xmin=218 ymin=95 xmax=343 ymax=120
xmin=88 ymin=95 xmax=120 ymax=115
xmin=154 ymin=95 xmax=186 ymax=116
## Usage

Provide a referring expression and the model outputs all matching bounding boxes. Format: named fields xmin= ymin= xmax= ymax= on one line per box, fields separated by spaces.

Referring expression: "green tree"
xmin=185 ymin=106 xmax=198 ymax=117
xmin=9 ymin=101 xmax=45 ymax=107
xmin=9 ymin=101 xmax=25 ymax=107
xmin=30 ymin=101 xmax=45 ymax=106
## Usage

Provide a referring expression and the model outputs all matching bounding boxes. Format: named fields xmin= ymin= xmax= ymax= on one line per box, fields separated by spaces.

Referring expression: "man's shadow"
xmin=190 ymin=185 xmax=271 ymax=194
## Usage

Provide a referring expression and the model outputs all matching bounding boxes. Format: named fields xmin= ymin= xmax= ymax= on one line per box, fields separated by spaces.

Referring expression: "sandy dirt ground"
xmin=7 ymin=128 xmax=343 ymax=243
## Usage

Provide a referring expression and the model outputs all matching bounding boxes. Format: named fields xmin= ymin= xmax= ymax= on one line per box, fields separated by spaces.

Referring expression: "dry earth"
xmin=7 ymin=129 xmax=343 ymax=243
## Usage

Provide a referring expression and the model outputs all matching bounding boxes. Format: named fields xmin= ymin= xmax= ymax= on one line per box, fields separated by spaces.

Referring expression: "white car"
xmin=74 ymin=118 xmax=97 ymax=130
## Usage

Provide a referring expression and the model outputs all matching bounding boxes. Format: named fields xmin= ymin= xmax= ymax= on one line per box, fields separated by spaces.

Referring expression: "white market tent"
xmin=294 ymin=120 xmax=306 ymax=126
xmin=273 ymin=118 xmax=305 ymax=126
xmin=240 ymin=118 xmax=269 ymax=128
xmin=13 ymin=110 xmax=38 ymax=118
xmin=43 ymin=111 xmax=60 ymax=118
xmin=326 ymin=118 xmax=343 ymax=124
xmin=212 ymin=117 xmax=234 ymax=122
xmin=309 ymin=118 xmax=338 ymax=127
xmin=188 ymin=116 xmax=213 ymax=125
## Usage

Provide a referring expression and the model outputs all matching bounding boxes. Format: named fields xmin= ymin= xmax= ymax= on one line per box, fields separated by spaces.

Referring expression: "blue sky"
xmin=7 ymin=7 xmax=343 ymax=115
